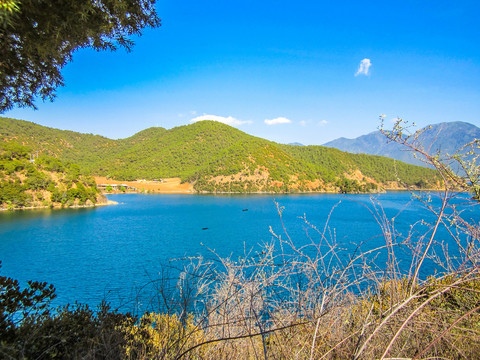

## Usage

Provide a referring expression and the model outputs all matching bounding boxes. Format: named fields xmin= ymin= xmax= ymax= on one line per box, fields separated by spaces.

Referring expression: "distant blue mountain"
xmin=288 ymin=142 xmax=305 ymax=146
xmin=323 ymin=121 xmax=480 ymax=167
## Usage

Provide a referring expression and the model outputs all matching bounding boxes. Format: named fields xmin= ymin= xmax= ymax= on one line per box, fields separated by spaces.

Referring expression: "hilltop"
xmin=323 ymin=121 xmax=480 ymax=166
xmin=0 ymin=117 xmax=439 ymax=193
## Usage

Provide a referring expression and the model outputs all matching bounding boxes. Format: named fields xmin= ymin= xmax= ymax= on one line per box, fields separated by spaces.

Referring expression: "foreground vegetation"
xmin=0 ymin=141 xmax=104 ymax=209
xmin=1 ymin=119 xmax=480 ymax=358
xmin=0 ymin=117 xmax=439 ymax=193
xmin=3 ymin=262 xmax=480 ymax=359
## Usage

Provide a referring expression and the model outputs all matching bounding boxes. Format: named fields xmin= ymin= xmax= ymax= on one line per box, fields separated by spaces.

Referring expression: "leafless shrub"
xmin=124 ymin=118 xmax=480 ymax=359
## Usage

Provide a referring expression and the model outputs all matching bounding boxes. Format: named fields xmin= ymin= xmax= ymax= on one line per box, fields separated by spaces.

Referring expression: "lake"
xmin=0 ymin=192 xmax=477 ymax=313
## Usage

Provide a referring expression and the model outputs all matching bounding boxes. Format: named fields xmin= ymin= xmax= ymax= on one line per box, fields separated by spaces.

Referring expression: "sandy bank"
xmin=94 ymin=177 xmax=194 ymax=193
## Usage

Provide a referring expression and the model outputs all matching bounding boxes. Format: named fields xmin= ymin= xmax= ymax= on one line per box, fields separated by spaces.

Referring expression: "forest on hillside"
xmin=0 ymin=141 xmax=104 ymax=209
xmin=0 ymin=117 xmax=440 ymax=193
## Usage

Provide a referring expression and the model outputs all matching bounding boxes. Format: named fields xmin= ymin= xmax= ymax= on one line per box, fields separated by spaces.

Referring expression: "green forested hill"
xmin=0 ymin=141 xmax=105 ymax=209
xmin=0 ymin=117 xmax=439 ymax=193
xmin=282 ymin=145 xmax=435 ymax=186
xmin=0 ymin=117 xmax=119 ymax=167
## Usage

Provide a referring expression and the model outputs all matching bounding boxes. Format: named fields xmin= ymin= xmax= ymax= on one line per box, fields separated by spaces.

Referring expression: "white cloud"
xmin=318 ymin=120 xmax=328 ymax=127
xmin=264 ymin=117 xmax=292 ymax=125
xmin=355 ymin=58 xmax=372 ymax=76
xmin=190 ymin=114 xmax=251 ymax=126
xmin=299 ymin=120 xmax=307 ymax=127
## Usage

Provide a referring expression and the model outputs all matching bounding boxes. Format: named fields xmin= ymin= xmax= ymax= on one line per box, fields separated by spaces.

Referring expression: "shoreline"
xmin=104 ymin=188 xmax=444 ymax=196
xmin=1 ymin=190 xmax=458 ymax=212
xmin=95 ymin=175 xmax=444 ymax=195
xmin=95 ymin=176 xmax=438 ymax=195
xmin=0 ymin=200 xmax=118 ymax=212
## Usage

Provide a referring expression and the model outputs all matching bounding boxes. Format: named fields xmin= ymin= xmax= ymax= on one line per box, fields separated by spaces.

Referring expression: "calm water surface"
xmin=0 ymin=192 xmax=477 ymax=311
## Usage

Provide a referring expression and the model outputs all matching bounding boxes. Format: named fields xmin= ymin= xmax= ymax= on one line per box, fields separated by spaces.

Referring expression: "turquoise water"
xmin=0 ymin=192 xmax=477 ymax=312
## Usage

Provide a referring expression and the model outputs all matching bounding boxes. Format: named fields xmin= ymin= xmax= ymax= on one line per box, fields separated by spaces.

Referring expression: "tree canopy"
xmin=0 ymin=0 xmax=160 ymax=112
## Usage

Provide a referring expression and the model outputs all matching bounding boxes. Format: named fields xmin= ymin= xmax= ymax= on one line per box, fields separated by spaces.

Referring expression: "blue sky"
xmin=4 ymin=0 xmax=480 ymax=145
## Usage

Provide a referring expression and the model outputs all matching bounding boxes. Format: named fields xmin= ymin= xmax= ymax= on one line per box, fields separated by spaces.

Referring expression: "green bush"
xmin=0 ymin=268 xmax=137 ymax=359
xmin=0 ymin=180 xmax=31 ymax=207
xmin=25 ymin=169 xmax=52 ymax=190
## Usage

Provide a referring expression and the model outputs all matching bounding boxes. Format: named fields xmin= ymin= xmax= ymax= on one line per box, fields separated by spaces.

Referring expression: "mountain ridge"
xmin=0 ymin=117 xmax=440 ymax=193
xmin=323 ymin=121 xmax=480 ymax=166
